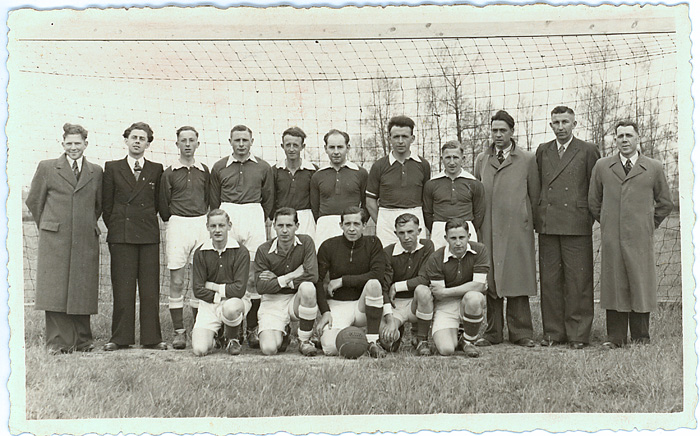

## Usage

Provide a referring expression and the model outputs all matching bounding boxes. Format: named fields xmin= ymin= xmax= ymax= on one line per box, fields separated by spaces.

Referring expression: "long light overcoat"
xmin=588 ymin=153 xmax=673 ymax=312
xmin=26 ymin=154 xmax=103 ymax=314
xmin=475 ymin=143 xmax=540 ymax=298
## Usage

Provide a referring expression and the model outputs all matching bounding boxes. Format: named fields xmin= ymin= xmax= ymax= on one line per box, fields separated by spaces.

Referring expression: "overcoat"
xmin=588 ymin=153 xmax=673 ymax=312
xmin=25 ymin=154 xmax=103 ymax=314
xmin=474 ymin=143 xmax=540 ymax=298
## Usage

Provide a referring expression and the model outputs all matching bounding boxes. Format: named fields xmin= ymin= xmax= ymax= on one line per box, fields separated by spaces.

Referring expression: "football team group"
xmin=26 ymin=108 xmax=674 ymax=359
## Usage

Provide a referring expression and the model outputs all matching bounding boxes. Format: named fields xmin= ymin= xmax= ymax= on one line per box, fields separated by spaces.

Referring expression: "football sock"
xmin=246 ymin=298 xmax=260 ymax=330
xmin=297 ymin=305 xmax=318 ymax=341
xmin=415 ymin=310 xmax=433 ymax=340
xmin=189 ymin=299 xmax=199 ymax=322
xmin=365 ymin=294 xmax=384 ymax=337
xmin=169 ymin=296 xmax=184 ymax=331
xmin=462 ymin=313 xmax=483 ymax=341
xmin=224 ymin=324 xmax=240 ymax=341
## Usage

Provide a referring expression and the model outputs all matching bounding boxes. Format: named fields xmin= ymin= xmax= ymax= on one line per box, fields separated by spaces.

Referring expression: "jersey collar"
xmin=392 ymin=241 xmax=424 ymax=256
xmin=268 ymin=236 xmax=302 ymax=254
xmin=226 ymin=154 xmax=258 ymax=167
xmin=275 ymin=159 xmax=316 ymax=171
xmin=319 ymin=160 xmax=359 ymax=171
xmin=388 ymin=152 xmax=421 ymax=165
xmin=443 ymin=243 xmax=477 ymax=263
xmin=200 ymin=238 xmax=240 ymax=252
xmin=430 ymin=168 xmax=477 ymax=181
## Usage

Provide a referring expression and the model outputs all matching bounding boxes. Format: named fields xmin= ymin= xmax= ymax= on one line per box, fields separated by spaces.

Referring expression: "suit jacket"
xmin=588 ymin=153 xmax=673 ymax=312
xmin=26 ymin=154 xmax=103 ymax=314
xmin=102 ymin=157 xmax=163 ymax=244
xmin=535 ymin=137 xmax=600 ymax=235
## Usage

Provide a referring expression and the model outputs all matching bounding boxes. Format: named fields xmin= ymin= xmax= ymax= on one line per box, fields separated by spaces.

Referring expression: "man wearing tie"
xmin=102 ymin=122 xmax=166 ymax=351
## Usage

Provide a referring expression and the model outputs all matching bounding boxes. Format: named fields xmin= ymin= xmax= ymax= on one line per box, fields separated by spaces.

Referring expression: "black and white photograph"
xmin=3 ymin=1 xmax=697 ymax=435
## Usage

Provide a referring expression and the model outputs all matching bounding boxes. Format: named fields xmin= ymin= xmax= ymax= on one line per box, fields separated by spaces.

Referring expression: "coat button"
xmin=564 ymin=203 xmax=568 ymax=207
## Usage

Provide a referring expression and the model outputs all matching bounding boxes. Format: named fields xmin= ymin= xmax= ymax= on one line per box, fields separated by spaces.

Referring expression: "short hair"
xmin=445 ymin=218 xmax=470 ymax=234
xmin=206 ymin=208 xmax=231 ymax=224
xmin=441 ymin=140 xmax=463 ymax=154
xmin=123 ymin=122 xmax=154 ymax=143
xmin=615 ymin=120 xmax=639 ymax=135
xmin=551 ymin=106 xmax=575 ymax=117
xmin=395 ymin=213 xmax=420 ymax=228
xmin=323 ymin=129 xmax=350 ymax=147
xmin=176 ymin=126 xmax=199 ymax=139
xmin=273 ymin=207 xmax=299 ymax=224
xmin=282 ymin=126 xmax=306 ymax=143
xmin=491 ymin=110 xmax=515 ymax=129
xmin=230 ymin=125 xmax=253 ymax=137
xmin=387 ymin=115 xmax=415 ymax=135
xmin=63 ymin=123 xmax=88 ymax=140
xmin=340 ymin=206 xmax=368 ymax=224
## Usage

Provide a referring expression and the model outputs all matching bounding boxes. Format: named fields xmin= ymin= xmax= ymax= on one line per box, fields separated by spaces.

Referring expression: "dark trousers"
xmin=484 ymin=294 xmax=533 ymax=343
xmin=606 ymin=310 xmax=650 ymax=346
xmin=45 ymin=311 xmax=92 ymax=352
xmin=539 ymin=234 xmax=594 ymax=343
xmin=108 ymin=243 xmax=162 ymax=346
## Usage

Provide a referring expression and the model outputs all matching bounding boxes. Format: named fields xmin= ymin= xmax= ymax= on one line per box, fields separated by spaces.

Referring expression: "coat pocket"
xmin=576 ymin=200 xmax=588 ymax=209
xmin=39 ymin=221 xmax=60 ymax=232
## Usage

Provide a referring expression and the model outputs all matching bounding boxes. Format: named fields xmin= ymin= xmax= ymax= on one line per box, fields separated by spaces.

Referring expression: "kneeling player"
xmin=421 ymin=219 xmax=489 ymax=357
xmin=379 ymin=213 xmax=435 ymax=355
xmin=254 ymin=207 xmax=319 ymax=356
xmin=315 ymin=206 xmax=387 ymax=357
xmin=191 ymin=209 xmax=251 ymax=356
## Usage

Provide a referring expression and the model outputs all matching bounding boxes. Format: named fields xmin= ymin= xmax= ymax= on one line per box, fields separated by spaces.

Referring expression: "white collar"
xmin=200 ymin=238 xmax=240 ymax=252
xmin=430 ymin=169 xmax=477 ymax=181
xmin=126 ymin=155 xmax=145 ymax=171
xmin=443 ymin=243 xmax=477 ymax=263
xmin=268 ymin=236 xmax=302 ymax=254
xmin=392 ymin=241 xmax=424 ymax=256
xmin=620 ymin=151 xmax=639 ymax=166
xmin=555 ymin=135 xmax=575 ymax=150
xmin=388 ymin=152 xmax=421 ymax=165
xmin=319 ymin=160 xmax=359 ymax=171
xmin=65 ymin=155 xmax=83 ymax=172
xmin=171 ymin=158 xmax=206 ymax=172
xmin=275 ymin=159 xmax=316 ymax=171
xmin=226 ymin=154 xmax=258 ymax=167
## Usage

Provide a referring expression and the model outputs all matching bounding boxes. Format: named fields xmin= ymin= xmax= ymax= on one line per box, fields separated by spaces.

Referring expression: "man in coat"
xmin=535 ymin=106 xmax=600 ymax=349
xmin=102 ymin=122 xmax=166 ymax=351
xmin=588 ymin=120 xmax=673 ymax=349
xmin=26 ymin=123 xmax=102 ymax=353
xmin=474 ymin=110 xmax=540 ymax=348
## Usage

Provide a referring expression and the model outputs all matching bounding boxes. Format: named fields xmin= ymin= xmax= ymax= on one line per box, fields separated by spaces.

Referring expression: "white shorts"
xmin=391 ymin=297 xmax=418 ymax=325
xmin=296 ymin=209 xmax=316 ymax=242
xmin=165 ymin=215 xmax=209 ymax=270
xmin=430 ymin=220 xmax=477 ymax=251
xmin=258 ymin=293 xmax=298 ymax=333
xmin=315 ymin=215 xmax=342 ymax=251
xmin=376 ymin=207 xmax=425 ymax=247
xmin=193 ymin=297 xmax=252 ymax=333
xmin=326 ymin=299 xmax=366 ymax=331
xmin=219 ymin=202 xmax=267 ymax=258
xmin=432 ymin=298 xmax=462 ymax=335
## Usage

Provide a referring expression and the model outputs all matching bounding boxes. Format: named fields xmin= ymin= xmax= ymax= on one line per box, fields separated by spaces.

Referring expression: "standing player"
xmin=420 ymin=219 xmax=489 ymax=357
xmin=379 ymin=213 xmax=435 ymax=356
xmin=315 ymin=206 xmax=386 ymax=357
xmin=366 ymin=116 xmax=431 ymax=247
xmin=159 ymin=126 xmax=210 ymax=349
xmin=254 ymin=207 xmax=319 ymax=356
xmin=423 ymin=140 xmax=485 ymax=250
xmin=191 ymin=209 xmax=250 ymax=356
xmin=210 ymin=124 xmax=274 ymax=348
xmin=26 ymin=123 xmax=102 ymax=353
xmin=102 ymin=122 xmax=166 ymax=351
xmin=535 ymin=106 xmax=600 ymax=349
xmin=272 ymin=127 xmax=318 ymax=239
xmin=310 ymin=129 xmax=368 ymax=250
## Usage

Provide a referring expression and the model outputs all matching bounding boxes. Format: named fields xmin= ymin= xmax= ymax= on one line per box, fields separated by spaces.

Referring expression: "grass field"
xmin=23 ymin=301 xmax=684 ymax=419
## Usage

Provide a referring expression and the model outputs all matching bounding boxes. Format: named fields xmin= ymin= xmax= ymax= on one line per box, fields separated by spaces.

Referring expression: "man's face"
xmin=445 ymin=226 xmax=470 ymax=258
xmin=325 ymin=134 xmax=349 ymax=166
xmin=615 ymin=125 xmax=639 ymax=159
xmin=207 ymin=215 xmax=232 ymax=244
xmin=441 ymin=148 xmax=463 ymax=176
xmin=273 ymin=214 xmax=299 ymax=244
xmin=550 ymin=113 xmax=577 ymax=143
xmin=340 ymin=212 xmax=365 ymax=242
xmin=125 ymin=129 xmax=151 ymax=158
xmin=176 ymin=130 xmax=199 ymax=159
xmin=491 ymin=120 xmax=513 ymax=150
xmin=62 ymin=134 xmax=88 ymax=161
xmin=395 ymin=220 xmax=421 ymax=252
xmin=281 ymin=134 xmax=305 ymax=161
xmin=230 ymin=130 xmax=253 ymax=158
xmin=389 ymin=126 xmax=414 ymax=156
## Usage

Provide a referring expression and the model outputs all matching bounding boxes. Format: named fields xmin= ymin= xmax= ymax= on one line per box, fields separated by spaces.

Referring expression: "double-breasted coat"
xmin=25 ymin=154 xmax=103 ymax=315
xmin=475 ymin=143 xmax=540 ymax=298
xmin=588 ymin=153 xmax=673 ymax=312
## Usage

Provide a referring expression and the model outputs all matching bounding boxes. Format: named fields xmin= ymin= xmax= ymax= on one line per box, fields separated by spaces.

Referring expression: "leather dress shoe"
xmin=515 ymin=338 xmax=535 ymax=348
xmin=569 ymin=341 xmax=585 ymax=350
xmin=602 ymin=341 xmax=620 ymax=350
xmin=540 ymin=339 xmax=564 ymax=347
xmin=103 ymin=342 xmax=128 ymax=351
xmin=474 ymin=338 xmax=492 ymax=347
xmin=143 ymin=341 xmax=168 ymax=350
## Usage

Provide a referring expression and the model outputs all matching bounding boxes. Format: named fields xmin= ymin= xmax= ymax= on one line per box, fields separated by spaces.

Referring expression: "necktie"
xmin=72 ymin=160 xmax=80 ymax=180
xmin=134 ymin=160 xmax=142 ymax=181
xmin=497 ymin=150 xmax=504 ymax=164
xmin=624 ymin=159 xmax=632 ymax=175
xmin=558 ymin=145 xmax=565 ymax=158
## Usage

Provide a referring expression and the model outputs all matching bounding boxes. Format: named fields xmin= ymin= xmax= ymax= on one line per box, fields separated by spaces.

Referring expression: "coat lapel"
xmin=55 ymin=154 xmax=77 ymax=188
xmin=117 ymin=158 xmax=137 ymax=189
xmin=74 ymin=158 xmax=94 ymax=192
xmin=549 ymin=139 xmax=581 ymax=183
xmin=127 ymin=159 xmax=153 ymax=202
xmin=609 ymin=158 xmax=627 ymax=182
xmin=544 ymin=140 xmax=560 ymax=175
xmin=625 ymin=155 xmax=648 ymax=181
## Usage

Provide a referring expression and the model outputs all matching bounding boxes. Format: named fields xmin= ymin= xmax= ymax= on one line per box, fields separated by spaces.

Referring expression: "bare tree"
xmin=462 ymin=99 xmax=494 ymax=172
xmin=517 ymin=96 xmax=536 ymax=152
xmin=364 ymin=74 xmax=399 ymax=157
xmin=417 ymin=77 xmax=448 ymax=169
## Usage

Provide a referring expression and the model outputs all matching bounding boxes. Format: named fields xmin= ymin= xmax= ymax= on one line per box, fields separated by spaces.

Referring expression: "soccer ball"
xmin=335 ymin=326 xmax=368 ymax=359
